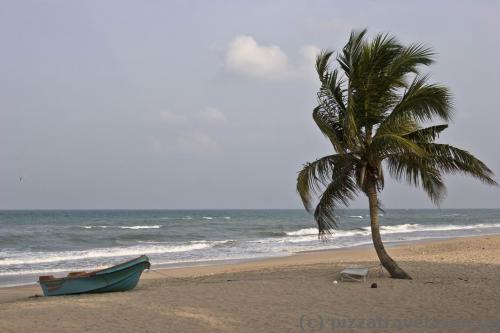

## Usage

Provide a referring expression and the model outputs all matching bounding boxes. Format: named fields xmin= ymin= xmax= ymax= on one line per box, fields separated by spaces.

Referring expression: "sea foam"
xmin=0 ymin=242 xmax=213 ymax=266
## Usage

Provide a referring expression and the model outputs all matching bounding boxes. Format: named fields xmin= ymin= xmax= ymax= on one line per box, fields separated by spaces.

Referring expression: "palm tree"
xmin=297 ymin=30 xmax=497 ymax=279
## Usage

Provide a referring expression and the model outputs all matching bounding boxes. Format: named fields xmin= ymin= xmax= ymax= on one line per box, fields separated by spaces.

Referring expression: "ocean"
xmin=1 ymin=209 xmax=500 ymax=287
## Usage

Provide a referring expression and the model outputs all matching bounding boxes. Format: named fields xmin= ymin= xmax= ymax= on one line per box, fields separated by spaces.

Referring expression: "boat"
xmin=38 ymin=255 xmax=151 ymax=296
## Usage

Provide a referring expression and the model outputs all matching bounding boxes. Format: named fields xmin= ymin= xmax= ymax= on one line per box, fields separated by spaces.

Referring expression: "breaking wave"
xmin=81 ymin=225 xmax=161 ymax=230
xmin=0 ymin=242 xmax=213 ymax=266
xmin=284 ymin=222 xmax=500 ymax=239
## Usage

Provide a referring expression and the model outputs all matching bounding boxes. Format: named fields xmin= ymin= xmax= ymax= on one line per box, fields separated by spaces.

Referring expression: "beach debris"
xmin=371 ymin=283 xmax=377 ymax=288
xmin=340 ymin=267 xmax=369 ymax=282
xmin=332 ymin=280 xmax=338 ymax=284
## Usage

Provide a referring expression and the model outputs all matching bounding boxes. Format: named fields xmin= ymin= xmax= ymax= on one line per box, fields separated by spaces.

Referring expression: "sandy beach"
xmin=1 ymin=235 xmax=500 ymax=333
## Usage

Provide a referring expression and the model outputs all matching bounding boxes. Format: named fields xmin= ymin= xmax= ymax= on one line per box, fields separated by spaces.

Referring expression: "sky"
xmin=1 ymin=0 xmax=499 ymax=209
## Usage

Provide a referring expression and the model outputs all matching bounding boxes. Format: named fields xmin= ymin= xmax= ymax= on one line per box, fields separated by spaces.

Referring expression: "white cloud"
xmin=225 ymin=35 xmax=290 ymax=80
xmin=147 ymin=132 xmax=221 ymax=155
xmin=151 ymin=107 xmax=226 ymax=155
xmin=300 ymin=45 xmax=322 ymax=65
xmin=175 ymin=132 xmax=221 ymax=154
xmin=298 ymin=45 xmax=321 ymax=80
xmin=159 ymin=108 xmax=227 ymax=126
xmin=224 ymin=35 xmax=321 ymax=81
xmin=195 ymin=107 xmax=227 ymax=125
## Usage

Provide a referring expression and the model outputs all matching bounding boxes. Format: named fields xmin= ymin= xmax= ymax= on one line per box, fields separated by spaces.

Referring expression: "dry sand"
xmin=1 ymin=235 xmax=500 ymax=333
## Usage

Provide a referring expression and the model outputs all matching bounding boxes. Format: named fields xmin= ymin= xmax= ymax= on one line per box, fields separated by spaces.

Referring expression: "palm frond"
xmin=379 ymin=75 xmax=453 ymax=132
xmin=386 ymin=43 xmax=434 ymax=81
xmin=375 ymin=113 xmax=419 ymax=137
xmin=337 ymin=29 xmax=367 ymax=78
xmin=386 ymin=155 xmax=446 ymax=204
xmin=370 ymin=133 xmax=427 ymax=158
xmin=317 ymin=68 xmax=346 ymax=114
xmin=296 ymin=154 xmax=343 ymax=212
xmin=313 ymin=161 xmax=358 ymax=236
xmin=403 ymin=124 xmax=448 ymax=142
xmin=361 ymin=33 xmax=401 ymax=79
xmin=422 ymin=144 xmax=497 ymax=185
xmin=315 ymin=50 xmax=334 ymax=81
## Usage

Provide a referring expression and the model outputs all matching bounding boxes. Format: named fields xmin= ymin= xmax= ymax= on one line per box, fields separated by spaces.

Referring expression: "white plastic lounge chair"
xmin=340 ymin=267 xmax=369 ymax=282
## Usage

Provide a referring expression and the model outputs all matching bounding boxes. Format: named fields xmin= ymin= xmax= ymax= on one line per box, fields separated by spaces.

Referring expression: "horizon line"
xmin=1 ymin=207 xmax=500 ymax=211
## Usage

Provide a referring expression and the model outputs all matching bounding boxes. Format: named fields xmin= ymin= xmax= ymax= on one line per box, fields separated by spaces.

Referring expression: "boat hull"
xmin=38 ymin=255 xmax=150 ymax=296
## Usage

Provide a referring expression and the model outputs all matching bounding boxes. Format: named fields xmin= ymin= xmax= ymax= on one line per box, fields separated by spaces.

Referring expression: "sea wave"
xmin=281 ymin=230 xmax=367 ymax=243
xmin=284 ymin=222 xmax=500 ymax=239
xmin=4 ymin=222 xmax=500 ymax=276
xmin=81 ymin=225 xmax=161 ymax=230
xmin=0 ymin=242 xmax=213 ymax=266
xmin=379 ymin=222 xmax=500 ymax=233
xmin=286 ymin=228 xmax=318 ymax=236
xmin=286 ymin=227 xmax=366 ymax=238
xmin=0 ymin=266 xmax=108 ymax=277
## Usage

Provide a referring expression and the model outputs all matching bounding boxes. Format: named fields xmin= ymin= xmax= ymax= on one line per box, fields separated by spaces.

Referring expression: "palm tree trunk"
xmin=367 ymin=184 xmax=412 ymax=279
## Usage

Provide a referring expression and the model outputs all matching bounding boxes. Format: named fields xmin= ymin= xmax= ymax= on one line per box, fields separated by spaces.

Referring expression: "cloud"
xmin=147 ymin=132 xmax=221 ymax=155
xmin=298 ymin=45 xmax=322 ymax=80
xmin=174 ymin=132 xmax=221 ymax=154
xmin=225 ymin=35 xmax=290 ymax=80
xmin=159 ymin=108 xmax=227 ymax=126
xmin=300 ymin=45 xmax=322 ymax=65
xmin=195 ymin=107 xmax=227 ymax=125
xmin=224 ymin=35 xmax=321 ymax=81
xmin=150 ymin=107 xmax=226 ymax=155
